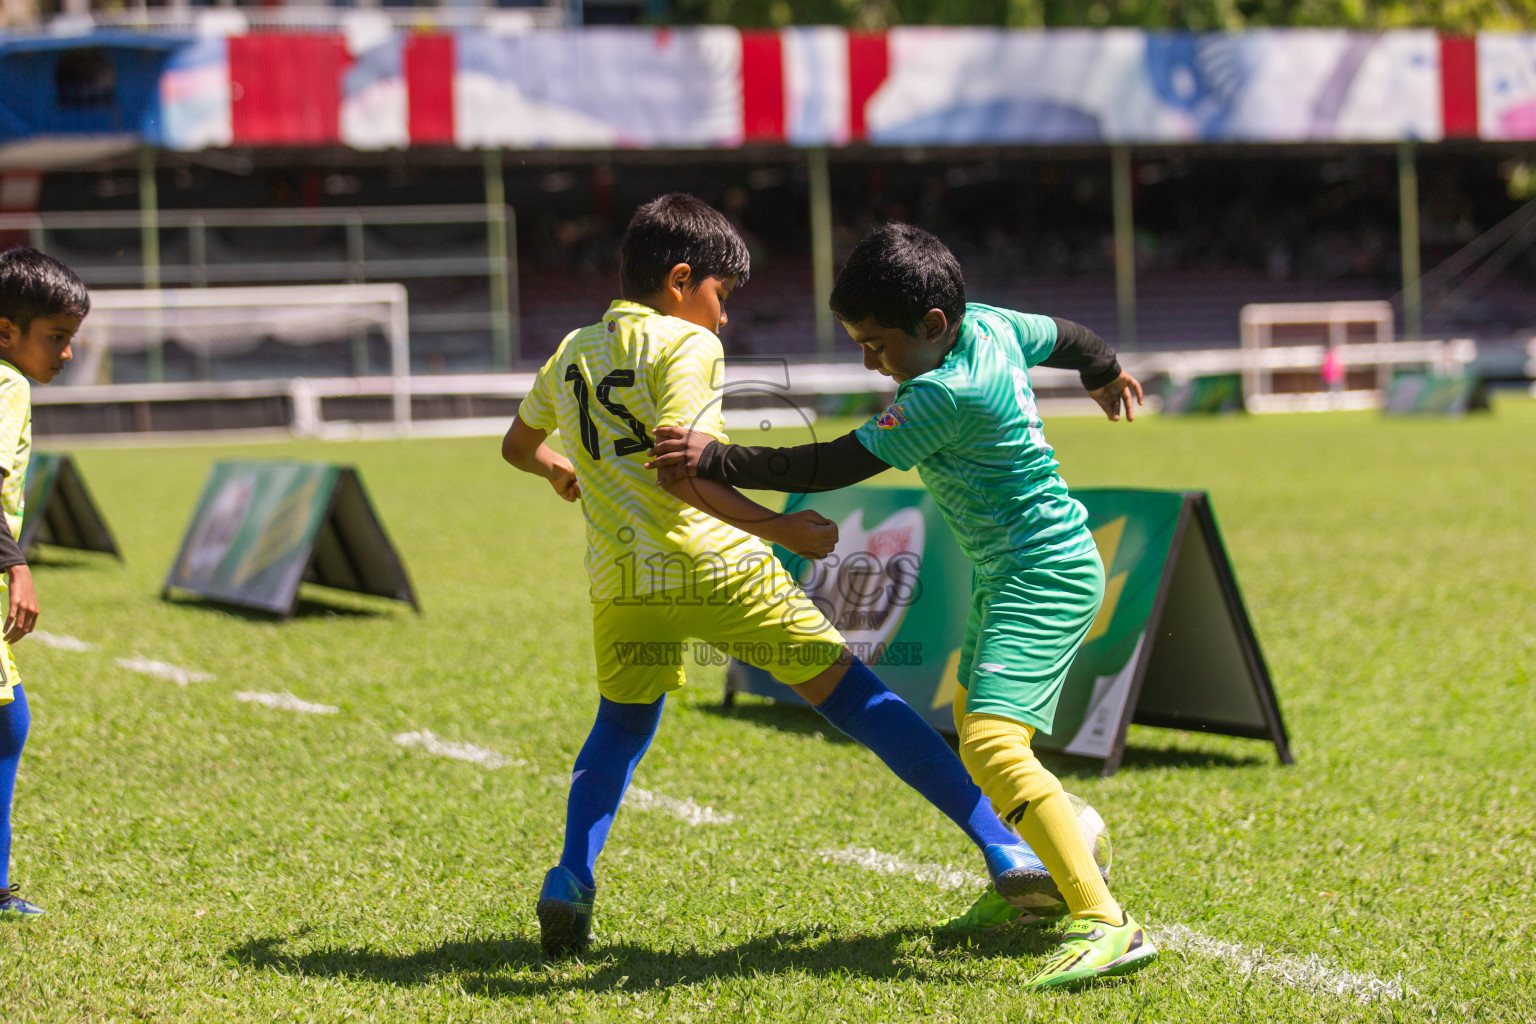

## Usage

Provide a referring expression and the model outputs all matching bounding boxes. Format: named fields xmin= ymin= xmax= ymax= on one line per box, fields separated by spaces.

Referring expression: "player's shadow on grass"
xmin=1036 ymin=745 xmax=1271 ymax=779
xmin=24 ymin=549 xmax=120 ymax=570
xmin=703 ymin=700 xmax=1272 ymax=770
xmin=228 ymin=925 xmax=1055 ymax=998
xmin=1113 ymin=744 xmax=1271 ymax=772
xmin=161 ymin=590 xmax=402 ymax=622
xmin=698 ymin=699 xmax=858 ymax=745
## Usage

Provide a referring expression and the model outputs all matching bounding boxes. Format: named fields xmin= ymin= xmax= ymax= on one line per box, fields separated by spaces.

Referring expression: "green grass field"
xmin=2 ymin=399 xmax=1533 ymax=1022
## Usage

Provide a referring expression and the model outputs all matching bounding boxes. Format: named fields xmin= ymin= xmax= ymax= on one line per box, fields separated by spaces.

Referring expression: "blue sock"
xmin=0 ymin=685 xmax=29 ymax=891
xmin=814 ymin=660 xmax=1019 ymax=851
xmin=557 ymin=695 xmax=665 ymax=889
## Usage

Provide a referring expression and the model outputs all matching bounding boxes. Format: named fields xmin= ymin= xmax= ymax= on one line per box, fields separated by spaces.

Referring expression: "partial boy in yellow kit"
xmin=0 ymin=248 xmax=86 ymax=920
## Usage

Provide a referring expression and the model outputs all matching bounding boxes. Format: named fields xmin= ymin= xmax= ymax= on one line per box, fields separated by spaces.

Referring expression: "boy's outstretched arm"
xmin=647 ymin=429 xmax=890 ymax=492
xmin=501 ymin=416 xmax=581 ymax=502
xmin=0 ymin=523 xmax=36 ymax=644
xmin=660 ymin=476 xmax=838 ymax=560
xmin=0 ymin=392 xmax=36 ymax=642
xmin=1041 ymin=318 xmax=1144 ymax=422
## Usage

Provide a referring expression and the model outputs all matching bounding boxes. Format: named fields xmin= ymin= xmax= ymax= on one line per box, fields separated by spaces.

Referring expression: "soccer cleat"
xmin=984 ymin=841 xmax=1059 ymax=908
xmin=1022 ymin=912 xmax=1157 ymax=991
xmin=0 ymin=886 xmax=45 ymax=921
xmin=536 ymin=866 xmax=595 ymax=958
xmin=985 ymin=840 xmax=1114 ymax=915
xmin=940 ymin=883 xmax=1063 ymax=933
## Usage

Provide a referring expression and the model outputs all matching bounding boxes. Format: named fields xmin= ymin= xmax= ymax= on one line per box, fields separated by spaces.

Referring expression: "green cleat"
xmin=0 ymin=886 xmax=45 ymax=921
xmin=1023 ymin=912 xmax=1157 ymax=990
xmin=536 ymin=866 xmax=595 ymax=958
xmin=940 ymin=883 xmax=1063 ymax=933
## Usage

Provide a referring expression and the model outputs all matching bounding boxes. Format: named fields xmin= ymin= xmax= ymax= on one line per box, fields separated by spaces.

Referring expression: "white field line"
xmin=1155 ymin=925 xmax=1412 ymax=1004
xmin=31 ymin=631 xmax=93 ymax=651
xmin=816 ymin=845 xmax=1410 ymax=1004
xmin=626 ymin=786 xmax=737 ymax=826
xmin=544 ymin=773 xmax=736 ymax=827
xmin=817 ymin=846 xmax=985 ymax=891
xmin=393 ymin=730 xmax=525 ymax=770
xmin=235 ymin=691 xmax=340 ymax=715
xmin=115 ymin=656 xmax=214 ymax=685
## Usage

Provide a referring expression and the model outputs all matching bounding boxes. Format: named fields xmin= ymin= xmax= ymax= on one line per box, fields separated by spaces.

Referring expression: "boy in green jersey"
xmin=647 ymin=223 xmax=1153 ymax=990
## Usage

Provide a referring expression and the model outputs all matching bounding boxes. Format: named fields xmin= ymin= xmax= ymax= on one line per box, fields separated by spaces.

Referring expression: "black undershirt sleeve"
xmin=0 ymin=481 xmax=24 ymax=570
xmin=1041 ymin=317 xmax=1122 ymax=391
xmin=0 ymin=532 xmax=22 ymax=571
xmin=694 ymin=431 xmax=892 ymax=493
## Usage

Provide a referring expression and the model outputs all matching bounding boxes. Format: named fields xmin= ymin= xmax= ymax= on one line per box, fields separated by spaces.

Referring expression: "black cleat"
xmin=536 ymin=866 xmax=595 ymax=958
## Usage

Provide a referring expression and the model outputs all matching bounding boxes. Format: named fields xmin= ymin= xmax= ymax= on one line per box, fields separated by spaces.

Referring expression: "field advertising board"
xmin=163 ymin=461 xmax=419 ymax=618
xmin=19 ymin=454 xmax=121 ymax=559
xmin=727 ymin=487 xmax=1291 ymax=775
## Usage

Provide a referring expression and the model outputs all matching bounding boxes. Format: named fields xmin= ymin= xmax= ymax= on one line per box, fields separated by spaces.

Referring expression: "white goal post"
xmin=73 ymin=284 xmax=412 ymax=426
xmin=1234 ymin=300 xmax=1446 ymax=412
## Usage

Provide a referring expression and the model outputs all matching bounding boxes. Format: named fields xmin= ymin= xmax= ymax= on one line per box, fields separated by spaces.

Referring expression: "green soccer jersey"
xmin=853 ymin=303 xmax=1096 ymax=574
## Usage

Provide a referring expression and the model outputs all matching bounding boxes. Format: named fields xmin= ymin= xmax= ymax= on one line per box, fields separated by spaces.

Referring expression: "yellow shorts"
xmin=0 ymin=638 xmax=17 ymax=705
xmin=592 ymin=562 xmax=844 ymax=705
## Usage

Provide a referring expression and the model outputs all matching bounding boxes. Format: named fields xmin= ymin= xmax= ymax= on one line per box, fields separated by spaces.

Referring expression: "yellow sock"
xmin=958 ymin=710 xmax=1122 ymax=924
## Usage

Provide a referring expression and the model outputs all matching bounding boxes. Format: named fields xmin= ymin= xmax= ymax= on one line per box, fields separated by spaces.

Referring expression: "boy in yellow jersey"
xmin=502 ymin=195 xmax=1059 ymax=958
xmin=0 ymin=248 xmax=85 ymax=921
xmin=648 ymin=223 xmax=1155 ymax=990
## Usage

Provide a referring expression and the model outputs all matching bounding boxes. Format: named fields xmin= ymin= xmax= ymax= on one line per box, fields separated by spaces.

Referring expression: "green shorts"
xmin=956 ymin=549 xmax=1105 ymax=733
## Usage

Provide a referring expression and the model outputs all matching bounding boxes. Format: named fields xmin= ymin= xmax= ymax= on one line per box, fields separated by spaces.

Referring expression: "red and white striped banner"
xmin=157 ymin=28 xmax=1531 ymax=152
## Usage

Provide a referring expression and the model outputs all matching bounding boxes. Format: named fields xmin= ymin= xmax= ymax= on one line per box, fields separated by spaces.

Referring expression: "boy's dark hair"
xmin=0 ymin=248 xmax=90 ymax=331
xmin=620 ymin=193 xmax=750 ymax=298
xmin=830 ymin=223 xmax=965 ymax=334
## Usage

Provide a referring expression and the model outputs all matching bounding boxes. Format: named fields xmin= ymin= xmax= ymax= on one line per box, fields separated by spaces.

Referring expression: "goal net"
xmin=70 ymin=284 xmax=410 ymax=393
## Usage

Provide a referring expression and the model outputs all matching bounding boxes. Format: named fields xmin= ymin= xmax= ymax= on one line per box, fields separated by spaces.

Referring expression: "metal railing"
xmin=0 ymin=202 xmax=519 ymax=374
xmin=26 ymin=340 xmax=1481 ymax=442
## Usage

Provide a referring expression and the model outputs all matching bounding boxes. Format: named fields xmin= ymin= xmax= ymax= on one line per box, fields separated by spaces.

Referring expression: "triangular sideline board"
xmin=1055 ymin=491 xmax=1292 ymax=774
xmin=20 ymin=453 xmax=121 ymax=559
xmin=163 ymin=460 xmax=420 ymax=619
xmin=725 ymin=488 xmax=1291 ymax=776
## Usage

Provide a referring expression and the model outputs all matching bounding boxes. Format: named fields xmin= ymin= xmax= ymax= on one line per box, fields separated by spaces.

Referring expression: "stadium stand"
xmin=18 ymin=149 xmax=1536 ymax=378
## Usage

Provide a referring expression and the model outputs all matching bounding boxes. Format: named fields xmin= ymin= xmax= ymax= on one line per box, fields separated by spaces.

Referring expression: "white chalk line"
xmin=31 ymin=635 xmax=220 ymax=691
xmin=235 ymin=691 xmax=340 ymax=715
xmin=35 ymin=628 xmax=725 ymax=825
xmin=626 ymin=787 xmax=738 ymax=826
xmin=31 ymin=630 xmax=93 ymax=651
xmin=48 ymin=630 xmax=730 ymax=824
xmin=543 ymin=772 xmax=737 ymax=827
xmin=815 ymin=845 xmax=1410 ymax=1003
xmin=394 ymin=730 xmax=526 ymax=770
xmin=115 ymin=656 xmax=215 ymax=685
xmin=1155 ymin=925 xmax=1413 ymax=1004
xmin=39 ymin=639 xmax=215 ymax=686
xmin=41 ymin=628 xmax=732 ymax=826
xmin=8 ymin=626 xmax=1418 ymax=1001
xmin=818 ymin=846 xmax=985 ymax=891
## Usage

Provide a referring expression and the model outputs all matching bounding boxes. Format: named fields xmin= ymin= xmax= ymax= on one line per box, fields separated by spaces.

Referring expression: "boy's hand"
xmin=547 ymin=456 xmax=581 ymax=502
xmin=774 ymin=509 xmax=839 ymax=560
xmin=4 ymin=564 xmax=38 ymax=644
xmin=1088 ymin=371 xmax=1144 ymax=422
xmin=646 ymin=425 xmax=708 ymax=485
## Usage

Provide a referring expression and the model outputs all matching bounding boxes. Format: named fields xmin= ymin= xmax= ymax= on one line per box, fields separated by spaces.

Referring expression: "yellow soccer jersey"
xmin=518 ymin=300 xmax=767 ymax=601
xmin=0 ymin=361 xmax=30 ymax=544
xmin=0 ymin=361 xmax=30 ymax=702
